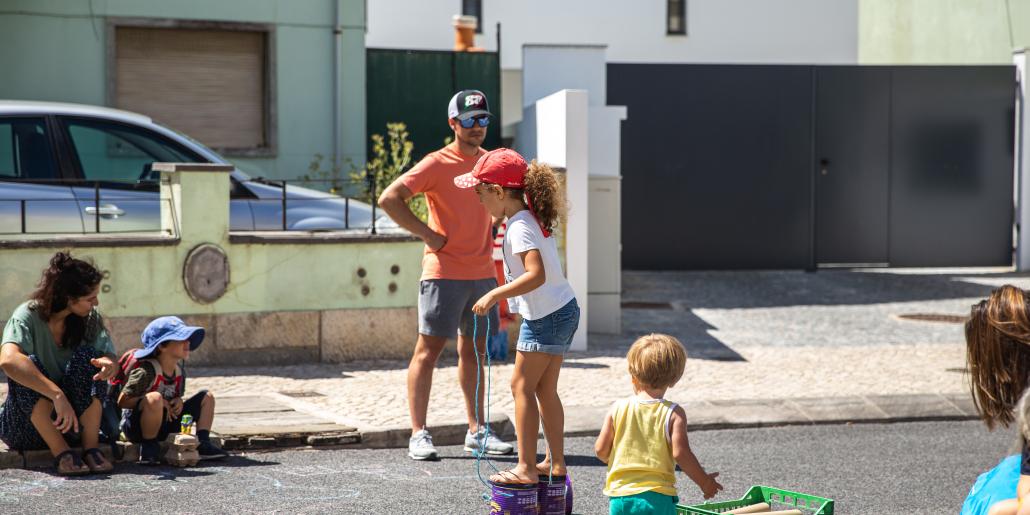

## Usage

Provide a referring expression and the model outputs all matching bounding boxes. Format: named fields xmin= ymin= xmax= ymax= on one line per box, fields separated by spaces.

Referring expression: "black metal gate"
xmin=367 ymin=48 xmax=501 ymax=160
xmin=609 ymin=64 xmax=1015 ymax=270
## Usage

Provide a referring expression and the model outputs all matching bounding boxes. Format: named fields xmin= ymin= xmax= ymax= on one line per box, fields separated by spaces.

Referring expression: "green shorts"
xmin=609 ymin=490 xmax=679 ymax=515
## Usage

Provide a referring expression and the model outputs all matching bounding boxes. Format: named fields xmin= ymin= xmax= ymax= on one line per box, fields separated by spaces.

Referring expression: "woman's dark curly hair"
xmin=28 ymin=251 xmax=103 ymax=348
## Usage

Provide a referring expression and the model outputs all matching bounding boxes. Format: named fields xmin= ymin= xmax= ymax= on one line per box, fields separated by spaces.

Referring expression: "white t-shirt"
xmin=502 ymin=210 xmax=577 ymax=320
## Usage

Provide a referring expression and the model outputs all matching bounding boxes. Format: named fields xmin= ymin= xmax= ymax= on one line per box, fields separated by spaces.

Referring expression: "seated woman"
xmin=0 ymin=252 xmax=119 ymax=475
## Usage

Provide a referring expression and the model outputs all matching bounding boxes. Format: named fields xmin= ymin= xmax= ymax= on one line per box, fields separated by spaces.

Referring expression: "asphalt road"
xmin=0 ymin=420 xmax=1016 ymax=514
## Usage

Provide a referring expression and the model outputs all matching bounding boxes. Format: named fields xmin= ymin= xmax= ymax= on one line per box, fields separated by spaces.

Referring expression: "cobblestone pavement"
xmin=178 ymin=269 xmax=1030 ymax=432
xmin=2 ymin=269 xmax=1025 ymax=434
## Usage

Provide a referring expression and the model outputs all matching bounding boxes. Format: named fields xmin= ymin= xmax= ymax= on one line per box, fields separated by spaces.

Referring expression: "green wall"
xmin=0 ymin=168 xmax=421 ymax=319
xmin=0 ymin=0 xmax=366 ymax=181
xmin=860 ymin=0 xmax=1030 ymax=64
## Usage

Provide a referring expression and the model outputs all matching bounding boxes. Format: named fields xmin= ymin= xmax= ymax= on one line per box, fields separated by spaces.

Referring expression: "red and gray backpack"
xmin=108 ymin=348 xmax=184 ymax=399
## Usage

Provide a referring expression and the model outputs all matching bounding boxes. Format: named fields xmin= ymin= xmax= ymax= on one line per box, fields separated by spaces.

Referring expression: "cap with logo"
xmin=448 ymin=89 xmax=492 ymax=121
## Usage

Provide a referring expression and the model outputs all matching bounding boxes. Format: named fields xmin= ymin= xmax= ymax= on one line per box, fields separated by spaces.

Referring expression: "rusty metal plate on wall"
xmin=183 ymin=243 xmax=229 ymax=303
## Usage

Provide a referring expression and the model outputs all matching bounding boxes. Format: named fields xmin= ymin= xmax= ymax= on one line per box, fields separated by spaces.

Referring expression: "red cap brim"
xmin=453 ymin=172 xmax=481 ymax=189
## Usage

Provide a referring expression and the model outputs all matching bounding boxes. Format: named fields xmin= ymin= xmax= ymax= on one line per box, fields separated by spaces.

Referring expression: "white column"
xmin=1016 ymin=50 xmax=1029 ymax=270
xmin=535 ymin=90 xmax=590 ymax=350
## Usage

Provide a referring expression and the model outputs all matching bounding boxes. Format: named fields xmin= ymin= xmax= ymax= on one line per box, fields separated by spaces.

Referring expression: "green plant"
xmin=303 ymin=123 xmax=427 ymax=222
xmin=300 ymin=154 xmax=356 ymax=195
xmin=351 ymin=122 xmax=427 ymax=222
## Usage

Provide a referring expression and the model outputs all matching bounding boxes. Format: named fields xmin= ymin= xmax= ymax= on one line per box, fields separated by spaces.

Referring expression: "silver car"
xmin=0 ymin=101 xmax=394 ymax=234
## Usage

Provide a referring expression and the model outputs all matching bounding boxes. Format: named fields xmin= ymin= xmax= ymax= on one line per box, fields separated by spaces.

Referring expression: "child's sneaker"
xmin=408 ymin=429 xmax=438 ymax=461
xmin=197 ymin=440 xmax=228 ymax=460
xmin=464 ymin=426 xmax=514 ymax=455
xmin=138 ymin=441 xmax=160 ymax=466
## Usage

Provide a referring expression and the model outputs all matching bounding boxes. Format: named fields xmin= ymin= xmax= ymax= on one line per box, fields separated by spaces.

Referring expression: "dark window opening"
xmin=462 ymin=0 xmax=483 ymax=34
xmin=667 ymin=0 xmax=686 ymax=35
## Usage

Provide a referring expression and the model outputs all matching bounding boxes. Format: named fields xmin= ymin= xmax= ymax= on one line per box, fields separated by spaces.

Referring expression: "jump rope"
xmin=470 ymin=314 xmax=558 ymax=503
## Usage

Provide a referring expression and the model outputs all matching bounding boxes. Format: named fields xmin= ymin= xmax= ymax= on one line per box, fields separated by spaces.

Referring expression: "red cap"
xmin=454 ymin=148 xmax=528 ymax=189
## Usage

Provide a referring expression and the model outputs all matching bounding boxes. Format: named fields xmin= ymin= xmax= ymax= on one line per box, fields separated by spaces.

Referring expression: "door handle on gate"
xmin=84 ymin=204 xmax=125 ymax=218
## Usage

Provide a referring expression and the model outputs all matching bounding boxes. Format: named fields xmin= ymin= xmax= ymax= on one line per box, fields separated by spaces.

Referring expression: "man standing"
xmin=378 ymin=90 xmax=513 ymax=461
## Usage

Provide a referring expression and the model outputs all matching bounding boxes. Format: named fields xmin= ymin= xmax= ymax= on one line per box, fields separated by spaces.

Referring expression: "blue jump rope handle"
xmin=472 ymin=314 xmax=513 ymax=501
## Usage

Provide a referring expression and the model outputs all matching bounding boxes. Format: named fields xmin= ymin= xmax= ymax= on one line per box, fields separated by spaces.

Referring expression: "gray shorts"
xmin=419 ymin=278 xmax=500 ymax=339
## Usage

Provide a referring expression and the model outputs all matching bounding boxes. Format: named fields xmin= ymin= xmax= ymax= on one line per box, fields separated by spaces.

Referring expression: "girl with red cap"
xmin=457 ymin=148 xmax=580 ymax=486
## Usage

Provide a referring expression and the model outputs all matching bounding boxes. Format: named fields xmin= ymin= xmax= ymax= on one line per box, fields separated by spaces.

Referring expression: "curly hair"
xmin=501 ymin=160 xmax=567 ymax=235
xmin=28 ymin=251 xmax=104 ymax=348
xmin=966 ymin=285 xmax=1030 ymax=429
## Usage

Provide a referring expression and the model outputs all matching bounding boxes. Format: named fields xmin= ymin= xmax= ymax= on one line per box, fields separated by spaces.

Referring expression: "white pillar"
xmin=1016 ymin=50 xmax=1029 ymax=270
xmin=535 ymin=90 xmax=590 ymax=351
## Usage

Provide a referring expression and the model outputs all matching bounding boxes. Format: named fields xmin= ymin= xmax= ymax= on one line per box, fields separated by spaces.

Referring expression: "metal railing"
xmin=234 ymin=176 xmax=379 ymax=233
xmin=0 ymin=175 xmax=383 ymax=235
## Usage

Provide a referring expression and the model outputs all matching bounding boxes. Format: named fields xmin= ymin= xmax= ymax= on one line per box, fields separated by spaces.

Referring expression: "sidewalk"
xmin=0 ymin=268 xmax=1024 ymax=466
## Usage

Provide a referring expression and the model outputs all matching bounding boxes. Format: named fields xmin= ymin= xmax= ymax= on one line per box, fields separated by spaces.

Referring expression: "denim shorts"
xmin=517 ymin=299 xmax=580 ymax=355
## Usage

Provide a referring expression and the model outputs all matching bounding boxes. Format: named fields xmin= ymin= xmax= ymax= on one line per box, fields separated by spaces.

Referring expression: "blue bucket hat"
xmin=136 ymin=316 xmax=205 ymax=359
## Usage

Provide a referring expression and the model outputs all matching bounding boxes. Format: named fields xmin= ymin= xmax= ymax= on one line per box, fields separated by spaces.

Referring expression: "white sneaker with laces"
xmin=408 ymin=429 xmax=438 ymax=461
xmin=464 ymin=426 xmax=514 ymax=455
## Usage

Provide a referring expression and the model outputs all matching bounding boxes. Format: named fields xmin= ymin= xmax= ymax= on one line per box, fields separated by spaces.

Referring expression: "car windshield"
xmin=153 ymin=121 xmax=253 ymax=180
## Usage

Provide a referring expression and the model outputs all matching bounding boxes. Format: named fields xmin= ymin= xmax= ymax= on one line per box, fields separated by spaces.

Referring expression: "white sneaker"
xmin=408 ymin=429 xmax=438 ymax=461
xmin=464 ymin=426 xmax=514 ymax=455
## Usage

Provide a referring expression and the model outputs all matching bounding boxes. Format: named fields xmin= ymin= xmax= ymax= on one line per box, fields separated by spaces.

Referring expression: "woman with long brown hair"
xmin=0 ymin=251 xmax=119 ymax=475
xmin=965 ymin=285 xmax=1030 ymax=513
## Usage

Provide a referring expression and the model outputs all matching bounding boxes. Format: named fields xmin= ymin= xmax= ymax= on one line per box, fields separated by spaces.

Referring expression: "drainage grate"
xmin=894 ymin=313 xmax=967 ymax=324
xmin=621 ymin=301 xmax=674 ymax=310
xmin=279 ymin=390 xmax=325 ymax=398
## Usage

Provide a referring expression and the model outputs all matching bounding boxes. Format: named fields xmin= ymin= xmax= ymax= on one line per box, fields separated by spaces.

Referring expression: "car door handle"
xmin=84 ymin=204 xmax=125 ymax=218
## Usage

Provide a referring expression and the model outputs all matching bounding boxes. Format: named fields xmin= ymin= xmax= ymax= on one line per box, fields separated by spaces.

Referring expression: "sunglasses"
xmin=458 ymin=116 xmax=490 ymax=129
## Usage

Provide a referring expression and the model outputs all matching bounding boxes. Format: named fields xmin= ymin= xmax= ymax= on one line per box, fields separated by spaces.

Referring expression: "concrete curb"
xmin=0 ymin=393 xmax=980 ymax=468
xmin=357 ymin=412 xmax=513 ymax=449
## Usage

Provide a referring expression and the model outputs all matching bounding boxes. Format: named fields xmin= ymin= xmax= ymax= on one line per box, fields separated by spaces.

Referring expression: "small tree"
xmin=304 ymin=122 xmax=426 ymax=222
xmin=353 ymin=122 xmax=426 ymax=222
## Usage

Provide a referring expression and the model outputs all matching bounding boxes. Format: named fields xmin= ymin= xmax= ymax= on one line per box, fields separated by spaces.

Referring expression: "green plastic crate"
xmin=678 ymin=485 xmax=834 ymax=515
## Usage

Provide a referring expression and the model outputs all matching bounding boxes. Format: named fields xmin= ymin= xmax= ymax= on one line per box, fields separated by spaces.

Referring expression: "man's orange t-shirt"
xmin=400 ymin=143 xmax=495 ymax=281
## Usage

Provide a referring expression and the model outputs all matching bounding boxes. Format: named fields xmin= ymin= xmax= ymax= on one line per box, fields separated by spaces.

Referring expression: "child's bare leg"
xmin=197 ymin=391 xmax=216 ymax=431
xmin=1017 ymin=497 xmax=1030 ymax=515
xmin=535 ymin=355 xmax=566 ymax=477
xmin=490 ymin=351 xmax=550 ymax=484
xmin=990 ymin=499 xmax=1019 ymax=515
xmin=29 ymin=398 xmax=70 ymax=456
xmin=78 ymin=398 xmax=102 ymax=449
xmin=139 ymin=392 xmax=165 ymax=439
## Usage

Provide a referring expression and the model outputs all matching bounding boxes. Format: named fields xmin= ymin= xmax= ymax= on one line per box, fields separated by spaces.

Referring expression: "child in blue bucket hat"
xmin=116 ymin=316 xmax=226 ymax=464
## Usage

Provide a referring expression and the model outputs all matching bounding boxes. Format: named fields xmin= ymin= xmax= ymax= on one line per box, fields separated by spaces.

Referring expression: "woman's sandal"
xmin=82 ymin=448 xmax=114 ymax=473
xmin=489 ymin=469 xmax=537 ymax=486
xmin=54 ymin=450 xmax=90 ymax=476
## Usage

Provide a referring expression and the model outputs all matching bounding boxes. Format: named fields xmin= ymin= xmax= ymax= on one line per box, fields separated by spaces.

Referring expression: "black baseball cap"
xmin=448 ymin=90 xmax=492 ymax=121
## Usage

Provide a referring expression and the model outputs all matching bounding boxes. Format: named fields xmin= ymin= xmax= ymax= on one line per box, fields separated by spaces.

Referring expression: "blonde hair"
xmin=1011 ymin=387 xmax=1030 ymax=458
xmin=627 ymin=333 xmax=688 ymax=389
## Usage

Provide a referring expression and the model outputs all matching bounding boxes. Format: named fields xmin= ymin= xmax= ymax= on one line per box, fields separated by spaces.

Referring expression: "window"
xmin=113 ymin=24 xmax=272 ymax=155
xmin=0 ymin=119 xmax=58 ymax=180
xmin=63 ymin=119 xmax=197 ymax=183
xmin=667 ymin=0 xmax=686 ymax=35
xmin=462 ymin=0 xmax=483 ymax=34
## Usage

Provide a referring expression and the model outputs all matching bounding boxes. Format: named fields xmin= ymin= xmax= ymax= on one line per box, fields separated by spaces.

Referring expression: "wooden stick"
xmin=726 ymin=503 xmax=770 ymax=514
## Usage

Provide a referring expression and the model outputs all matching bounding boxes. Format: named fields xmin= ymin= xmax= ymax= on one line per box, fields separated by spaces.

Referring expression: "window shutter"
xmin=115 ymin=27 xmax=266 ymax=151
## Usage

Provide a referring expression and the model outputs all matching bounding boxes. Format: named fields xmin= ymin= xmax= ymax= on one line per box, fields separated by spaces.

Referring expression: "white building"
xmin=366 ymin=0 xmax=860 ymax=133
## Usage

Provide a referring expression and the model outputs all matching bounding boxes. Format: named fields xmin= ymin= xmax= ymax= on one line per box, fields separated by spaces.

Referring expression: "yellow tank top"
xmin=603 ymin=397 xmax=678 ymax=497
